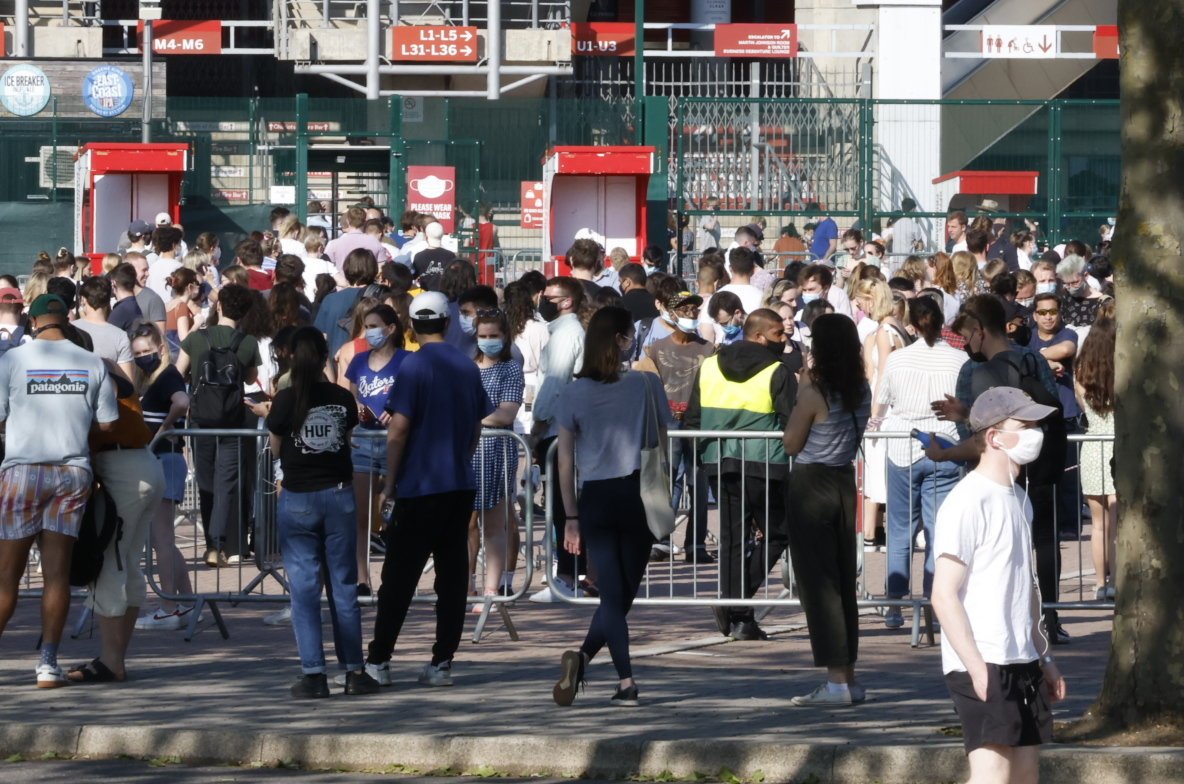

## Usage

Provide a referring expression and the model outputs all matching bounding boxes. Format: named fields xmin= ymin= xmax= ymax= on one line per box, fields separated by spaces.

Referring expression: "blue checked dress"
xmin=473 ymin=360 xmax=525 ymax=510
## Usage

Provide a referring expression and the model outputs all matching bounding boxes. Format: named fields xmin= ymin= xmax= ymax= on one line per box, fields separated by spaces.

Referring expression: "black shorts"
xmin=945 ymin=661 xmax=1053 ymax=752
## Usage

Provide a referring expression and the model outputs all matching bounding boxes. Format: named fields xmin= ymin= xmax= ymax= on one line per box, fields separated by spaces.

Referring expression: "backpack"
xmin=633 ymin=317 xmax=656 ymax=363
xmin=189 ymin=328 xmax=247 ymax=427
xmin=69 ymin=481 xmax=123 ymax=587
xmin=0 ymin=324 xmax=26 ymax=359
xmin=996 ymin=352 xmax=1068 ymax=487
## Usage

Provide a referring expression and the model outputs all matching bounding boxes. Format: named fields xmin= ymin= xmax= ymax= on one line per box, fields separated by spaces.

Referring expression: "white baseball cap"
xmin=409 ymin=291 xmax=449 ymax=321
xmin=154 ymin=212 xmax=172 ymax=227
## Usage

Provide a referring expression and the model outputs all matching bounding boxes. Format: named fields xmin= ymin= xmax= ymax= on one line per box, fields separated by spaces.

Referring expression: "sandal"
xmin=67 ymin=657 xmax=125 ymax=684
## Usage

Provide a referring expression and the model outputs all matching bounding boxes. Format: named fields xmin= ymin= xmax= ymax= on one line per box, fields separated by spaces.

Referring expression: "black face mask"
xmin=1011 ymin=325 xmax=1032 ymax=347
xmin=964 ymin=331 xmax=988 ymax=363
xmin=764 ymin=339 xmax=786 ymax=357
xmin=537 ymin=297 xmax=559 ymax=323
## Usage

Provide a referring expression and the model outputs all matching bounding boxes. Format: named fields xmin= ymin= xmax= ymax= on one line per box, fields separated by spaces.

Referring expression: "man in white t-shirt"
xmin=799 ymin=263 xmax=854 ymax=319
xmin=715 ymin=247 xmax=765 ymax=315
xmin=931 ymin=386 xmax=1067 ymax=781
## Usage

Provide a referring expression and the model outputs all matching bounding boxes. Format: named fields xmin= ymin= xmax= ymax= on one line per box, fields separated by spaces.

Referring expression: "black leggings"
xmin=577 ymin=472 xmax=653 ymax=681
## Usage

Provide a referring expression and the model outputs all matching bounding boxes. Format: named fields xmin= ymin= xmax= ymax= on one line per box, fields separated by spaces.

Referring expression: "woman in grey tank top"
xmin=782 ymin=314 xmax=871 ymax=705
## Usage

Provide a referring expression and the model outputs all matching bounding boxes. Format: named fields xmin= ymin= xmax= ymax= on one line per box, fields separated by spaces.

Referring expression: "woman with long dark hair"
xmin=1074 ymin=315 xmax=1116 ymax=599
xmin=782 ymin=313 xmax=871 ymax=705
xmin=551 ymin=307 xmax=669 ymax=708
xmin=344 ymin=304 xmax=408 ymax=595
xmin=266 ymin=326 xmax=379 ymax=699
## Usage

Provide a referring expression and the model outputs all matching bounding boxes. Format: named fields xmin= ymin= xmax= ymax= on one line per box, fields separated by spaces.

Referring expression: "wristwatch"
xmin=1041 ymin=655 xmax=1055 ymax=665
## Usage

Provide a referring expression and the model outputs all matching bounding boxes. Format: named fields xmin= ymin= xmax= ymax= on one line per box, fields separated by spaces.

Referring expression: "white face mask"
xmin=459 ymin=314 xmax=476 ymax=336
xmin=1035 ymin=282 xmax=1057 ymax=295
xmin=993 ymin=427 xmax=1044 ymax=465
xmin=1017 ymin=297 xmax=1035 ymax=308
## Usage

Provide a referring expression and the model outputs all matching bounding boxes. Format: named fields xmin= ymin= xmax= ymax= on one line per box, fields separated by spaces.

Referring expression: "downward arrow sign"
xmin=1038 ymin=35 xmax=1053 ymax=53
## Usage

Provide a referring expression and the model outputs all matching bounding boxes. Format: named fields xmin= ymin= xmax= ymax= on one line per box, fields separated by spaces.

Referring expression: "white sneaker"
xmin=334 ymin=662 xmax=392 ymax=688
xmin=135 ymin=607 xmax=184 ymax=631
xmin=263 ymin=606 xmax=292 ymax=626
xmin=418 ymin=661 xmax=453 ymax=687
xmin=530 ymin=575 xmax=574 ymax=603
xmin=36 ymin=663 xmax=68 ymax=689
xmin=849 ymin=681 xmax=867 ymax=704
xmin=790 ymin=683 xmax=853 ymax=707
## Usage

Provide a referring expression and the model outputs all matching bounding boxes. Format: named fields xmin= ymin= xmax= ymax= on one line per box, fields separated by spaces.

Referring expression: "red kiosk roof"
xmin=546 ymin=146 xmax=656 ymax=175
xmin=80 ymin=143 xmax=189 ymax=174
xmin=931 ymin=170 xmax=1039 ymax=195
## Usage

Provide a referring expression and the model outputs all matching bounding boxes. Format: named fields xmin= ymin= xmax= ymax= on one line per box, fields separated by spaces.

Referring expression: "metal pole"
xmin=749 ymin=61 xmax=760 ymax=212
xmin=62 ymin=0 xmax=69 ymax=25
xmin=142 ymin=20 xmax=153 ymax=143
xmin=486 ymin=0 xmax=501 ymax=100
xmin=15 ymin=0 xmax=29 ymax=57
xmin=366 ymin=0 xmax=381 ymax=100
xmin=634 ymin=0 xmax=645 ymax=144
xmin=322 ymin=0 xmax=330 ymax=29
xmin=296 ymin=93 xmax=309 ymax=223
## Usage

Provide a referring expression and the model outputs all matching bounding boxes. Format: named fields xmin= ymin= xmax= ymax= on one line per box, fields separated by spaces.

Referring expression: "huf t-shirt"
xmin=345 ymin=348 xmax=409 ymax=428
xmin=0 ymin=339 xmax=119 ymax=471
xmin=267 ymin=382 xmax=359 ymax=492
xmin=383 ymin=341 xmax=493 ymax=498
xmin=933 ymin=471 xmax=1038 ymax=674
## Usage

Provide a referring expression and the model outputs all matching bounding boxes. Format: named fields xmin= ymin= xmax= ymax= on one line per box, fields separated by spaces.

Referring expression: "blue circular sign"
xmin=0 ymin=64 xmax=51 ymax=117
xmin=82 ymin=65 xmax=134 ymax=118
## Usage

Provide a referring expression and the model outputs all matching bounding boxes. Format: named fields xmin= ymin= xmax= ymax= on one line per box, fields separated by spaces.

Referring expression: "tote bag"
xmin=639 ymin=378 xmax=676 ymax=540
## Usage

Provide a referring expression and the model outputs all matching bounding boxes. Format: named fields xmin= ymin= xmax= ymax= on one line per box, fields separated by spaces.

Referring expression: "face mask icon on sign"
xmin=410 ymin=175 xmax=454 ymax=199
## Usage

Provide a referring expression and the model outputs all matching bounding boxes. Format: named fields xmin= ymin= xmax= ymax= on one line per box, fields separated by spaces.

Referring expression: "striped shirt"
xmin=876 ymin=339 xmax=967 ymax=466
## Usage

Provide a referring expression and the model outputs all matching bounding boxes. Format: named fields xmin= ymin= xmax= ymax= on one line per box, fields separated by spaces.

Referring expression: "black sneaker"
xmin=344 ymin=670 xmax=381 ymax=696
xmin=711 ymin=607 xmax=732 ymax=636
xmin=290 ymin=673 xmax=330 ymax=699
xmin=552 ymin=650 xmax=586 ymax=707
xmin=685 ymin=549 xmax=716 ymax=564
xmin=369 ymin=533 xmax=387 ymax=555
xmin=357 ymin=583 xmax=372 ymax=598
xmin=729 ymin=620 xmax=769 ymax=641
xmin=611 ymin=685 xmax=640 ymax=707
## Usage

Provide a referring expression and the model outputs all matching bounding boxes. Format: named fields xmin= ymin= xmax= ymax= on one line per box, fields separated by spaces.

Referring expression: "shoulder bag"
xmin=639 ymin=375 xmax=676 ymax=541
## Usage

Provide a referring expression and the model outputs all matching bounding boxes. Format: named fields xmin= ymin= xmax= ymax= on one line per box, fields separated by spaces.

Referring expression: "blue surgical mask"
xmin=676 ymin=317 xmax=698 ymax=333
xmin=801 ymin=291 xmax=821 ymax=305
xmin=459 ymin=314 xmax=476 ymax=336
xmin=1036 ymin=282 xmax=1057 ymax=295
xmin=477 ymin=338 xmax=505 ymax=357
xmin=722 ymin=324 xmax=743 ymax=339
xmin=643 ymin=265 xmax=657 ymax=276
xmin=364 ymin=326 xmax=388 ymax=349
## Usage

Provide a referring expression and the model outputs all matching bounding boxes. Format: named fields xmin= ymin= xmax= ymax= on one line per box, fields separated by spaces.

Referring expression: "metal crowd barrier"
xmin=539 ymin=429 xmax=1117 ymax=647
xmin=132 ymin=427 xmax=535 ymax=643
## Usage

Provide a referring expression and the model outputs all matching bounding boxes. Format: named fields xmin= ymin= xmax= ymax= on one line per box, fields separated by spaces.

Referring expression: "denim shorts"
xmin=157 ymin=452 xmax=189 ymax=503
xmin=350 ymin=430 xmax=388 ymax=476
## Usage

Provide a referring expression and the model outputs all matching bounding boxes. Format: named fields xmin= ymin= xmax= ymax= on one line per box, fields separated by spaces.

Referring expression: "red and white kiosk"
xmin=74 ymin=143 xmax=189 ymax=271
xmin=542 ymin=146 xmax=657 ymax=276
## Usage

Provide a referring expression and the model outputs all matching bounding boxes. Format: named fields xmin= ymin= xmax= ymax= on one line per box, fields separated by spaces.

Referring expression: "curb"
xmin=2 ymin=724 xmax=1183 ymax=783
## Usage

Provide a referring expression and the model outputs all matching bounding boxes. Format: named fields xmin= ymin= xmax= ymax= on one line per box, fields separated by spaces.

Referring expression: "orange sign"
xmin=138 ymin=20 xmax=223 ymax=55
xmin=714 ymin=24 xmax=798 ymax=58
xmin=571 ymin=23 xmax=636 ymax=57
xmin=392 ymin=26 xmax=478 ymax=62
xmin=1093 ymin=25 xmax=1119 ymax=59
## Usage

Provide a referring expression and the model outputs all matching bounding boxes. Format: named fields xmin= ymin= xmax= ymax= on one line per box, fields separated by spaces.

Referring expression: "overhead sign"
xmin=407 ymin=165 xmax=457 ymax=233
xmin=571 ymin=23 xmax=636 ymax=57
xmin=520 ymin=181 xmax=545 ymax=229
xmin=1094 ymin=25 xmax=1119 ymax=59
xmin=82 ymin=65 xmax=134 ymax=118
xmin=714 ymin=24 xmax=798 ymax=58
xmin=980 ymin=26 xmax=1057 ymax=59
xmin=392 ymin=26 xmax=478 ymax=62
xmin=138 ymin=20 xmax=223 ymax=55
xmin=0 ymin=63 xmax=51 ymax=116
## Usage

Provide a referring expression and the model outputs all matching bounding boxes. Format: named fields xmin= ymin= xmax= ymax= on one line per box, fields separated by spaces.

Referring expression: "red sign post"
xmin=407 ymin=166 xmax=457 ymax=234
xmin=138 ymin=20 xmax=223 ymax=55
xmin=392 ymin=26 xmax=478 ymax=62
xmin=1093 ymin=25 xmax=1119 ymax=59
xmin=714 ymin=24 xmax=798 ymax=58
xmin=520 ymin=181 xmax=545 ymax=229
xmin=570 ymin=23 xmax=637 ymax=57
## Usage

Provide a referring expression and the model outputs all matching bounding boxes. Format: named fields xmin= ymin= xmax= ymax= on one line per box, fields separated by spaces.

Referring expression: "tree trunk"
xmin=1089 ymin=0 xmax=1184 ymax=729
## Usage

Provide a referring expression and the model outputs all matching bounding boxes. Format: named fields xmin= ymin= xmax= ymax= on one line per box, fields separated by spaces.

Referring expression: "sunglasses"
xmin=1034 ymin=309 xmax=1059 ymax=317
xmin=476 ymin=307 xmax=503 ymax=318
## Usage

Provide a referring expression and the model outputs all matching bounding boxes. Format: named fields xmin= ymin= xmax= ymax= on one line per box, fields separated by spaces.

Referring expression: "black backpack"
xmin=189 ymin=328 xmax=247 ymax=427
xmin=633 ymin=317 xmax=656 ymax=362
xmin=995 ymin=352 xmax=1068 ymax=487
xmin=70 ymin=481 xmax=123 ymax=588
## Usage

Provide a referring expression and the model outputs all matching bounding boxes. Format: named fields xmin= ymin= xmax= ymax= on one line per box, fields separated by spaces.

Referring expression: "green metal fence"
xmin=0 ymin=94 xmax=1119 ymax=278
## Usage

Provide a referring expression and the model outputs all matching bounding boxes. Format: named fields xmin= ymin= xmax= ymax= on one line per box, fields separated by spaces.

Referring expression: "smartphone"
xmin=244 ymin=391 xmax=271 ymax=405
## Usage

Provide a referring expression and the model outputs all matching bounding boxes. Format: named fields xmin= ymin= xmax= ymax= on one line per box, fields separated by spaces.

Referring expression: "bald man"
xmin=684 ymin=307 xmax=797 ymax=641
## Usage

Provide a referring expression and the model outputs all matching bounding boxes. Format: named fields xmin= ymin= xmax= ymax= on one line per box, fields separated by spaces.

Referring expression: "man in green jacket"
xmin=685 ymin=309 xmax=797 ymax=640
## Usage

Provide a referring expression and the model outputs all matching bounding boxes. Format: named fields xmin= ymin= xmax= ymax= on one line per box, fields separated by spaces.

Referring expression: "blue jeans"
xmin=670 ymin=421 xmax=708 ymax=550
xmin=886 ymin=458 xmax=960 ymax=599
xmin=277 ymin=485 xmax=362 ymax=674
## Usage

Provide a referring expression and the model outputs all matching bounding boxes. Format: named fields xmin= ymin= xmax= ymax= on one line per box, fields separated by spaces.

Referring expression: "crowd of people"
xmin=0 ymin=200 xmax=1118 ymax=773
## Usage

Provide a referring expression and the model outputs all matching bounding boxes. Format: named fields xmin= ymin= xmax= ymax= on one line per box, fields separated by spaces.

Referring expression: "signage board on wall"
xmin=82 ymin=65 xmax=134 ymax=117
xmin=520 ymin=181 xmax=545 ymax=229
xmin=1 ymin=63 xmax=51 ymax=116
xmin=407 ymin=165 xmax=457 ymax=233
